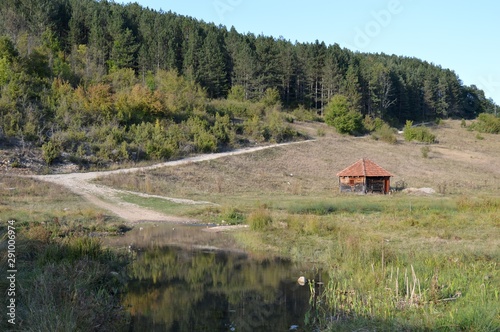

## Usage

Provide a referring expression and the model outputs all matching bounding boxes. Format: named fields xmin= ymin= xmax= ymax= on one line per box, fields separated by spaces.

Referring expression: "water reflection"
xmin=109 ymin=224 xmax=326 ymax=332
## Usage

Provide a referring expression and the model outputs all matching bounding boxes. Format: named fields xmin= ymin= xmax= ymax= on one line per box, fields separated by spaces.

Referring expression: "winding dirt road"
xmin=33 ymin=141 xmax=313 ymax=224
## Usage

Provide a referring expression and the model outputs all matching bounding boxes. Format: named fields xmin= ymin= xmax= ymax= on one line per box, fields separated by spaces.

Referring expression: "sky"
xmin=129 ymin=0 xmax=500 ymax=104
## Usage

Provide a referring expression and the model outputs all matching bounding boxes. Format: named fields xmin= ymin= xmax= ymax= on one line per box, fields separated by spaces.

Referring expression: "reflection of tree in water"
xmin=123 ymin=246 xmax=311 ymax=331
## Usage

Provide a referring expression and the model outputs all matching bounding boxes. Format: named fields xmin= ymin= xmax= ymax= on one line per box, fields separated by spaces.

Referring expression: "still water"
xmin=104 ymin=224 xmax=326 ymax=332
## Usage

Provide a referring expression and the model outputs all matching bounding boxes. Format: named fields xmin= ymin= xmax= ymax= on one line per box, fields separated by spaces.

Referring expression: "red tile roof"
xmin=336 ymin=159 xmax=393 ymax=177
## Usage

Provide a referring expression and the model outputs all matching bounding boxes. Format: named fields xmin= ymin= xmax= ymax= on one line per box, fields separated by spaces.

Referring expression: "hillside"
xmin=96 ymin=119 xmax=500 ymax=201
xmin=0 ymin=0 xmax=499 ymax=173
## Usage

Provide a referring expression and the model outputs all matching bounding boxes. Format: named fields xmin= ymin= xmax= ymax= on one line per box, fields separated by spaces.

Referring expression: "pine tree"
xmin=198 ymin=27 xmax=229 ymax=98
xmin=254 ymin=35 xmax=280 ymax=98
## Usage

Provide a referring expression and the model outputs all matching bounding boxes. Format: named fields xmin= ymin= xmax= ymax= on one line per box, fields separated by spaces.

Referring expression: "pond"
xmin=104 ymin=224 xmax=328 ymax=332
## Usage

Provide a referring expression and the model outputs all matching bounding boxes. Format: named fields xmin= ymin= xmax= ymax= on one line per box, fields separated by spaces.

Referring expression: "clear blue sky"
xmin=129 ymin=0 xmax=500 ymax=104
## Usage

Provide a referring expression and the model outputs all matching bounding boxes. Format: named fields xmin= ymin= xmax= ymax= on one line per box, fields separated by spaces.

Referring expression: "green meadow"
xmin=95 ymin=120 xmax=500 ymax=331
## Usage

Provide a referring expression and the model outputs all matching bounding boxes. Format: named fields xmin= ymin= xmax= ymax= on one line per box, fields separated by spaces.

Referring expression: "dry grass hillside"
xmin=97 ymin=119 xmax=500 ymax=202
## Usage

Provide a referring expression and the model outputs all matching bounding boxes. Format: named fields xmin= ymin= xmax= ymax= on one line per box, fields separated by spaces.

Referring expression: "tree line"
xmin=0 ymin=0 xmax=497 ymax=166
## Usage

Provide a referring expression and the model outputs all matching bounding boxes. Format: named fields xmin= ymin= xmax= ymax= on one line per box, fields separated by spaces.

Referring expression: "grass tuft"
xmin=247 ymin=206 xmax=273 ymax=230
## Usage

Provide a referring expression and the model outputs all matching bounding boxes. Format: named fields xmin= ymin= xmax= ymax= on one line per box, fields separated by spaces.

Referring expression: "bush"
xmin=212 ymin=113 xmax=234 ymax=145
xmin=421 ymin=146 xmax=430 ymax=158
xmin=186 ymin=117 xmax=217 ymax=153
xmin=247 ymin=207 xmax=273 ymax=230
xmin=244 ymin=115 xmax=265 ymax=141
xmin=403 ymin=120 xmax=436 ymax=143
xmin=42 ymin=140 xmax=61 ymax=165
xmin=363 ymin=116 xmax=385 ymax=132
xmin=260 ymin=87 xmax=281 ymax=107
xmin=372 ymin=123 xmax=397 ymax=144
xmin=265 ymin=111 xmax=296 ymax=143
xmin=209 ymin=99 xmax=250 ymax=118
xmin=292 ymin=105 xmax=318 ymax=122
xmin=227 ymin=85 xmax=245 ymax=102
xmin=470 ymin=113 xmax=500 ymax=134
xmin=324 ymin=95 xmax=363 ymax=135
xmin=220 ymin=206 xmax=245 ymax=225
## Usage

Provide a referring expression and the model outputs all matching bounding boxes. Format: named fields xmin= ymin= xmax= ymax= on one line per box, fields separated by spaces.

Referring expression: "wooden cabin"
xmin=336 ymin=159 xmax=393 ymax=194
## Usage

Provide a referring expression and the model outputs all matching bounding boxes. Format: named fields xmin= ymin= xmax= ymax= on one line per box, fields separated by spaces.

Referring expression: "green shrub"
xmin=372 ymin=123 xmax=397 ymax=144
xmin=227 ymin=85 xmax=245 ymax=102
xmin=193 ymin=130 xmax=217 ymax=152
xmin=265 ymin=111 xmax=296 ymax=142
xmin=186 ymin=117 xmax=218 ymax=152
xmin=42 ymin=140 xmax=61 ymax=165
xmin=292 ymin=106 xmax=318 ymax=122
xmin=220 ymin=206 xmax=245 ymax=225
xmin=212 ymin=113 xmax=234 ymax=144
xmin=470 ymin=113 xmax=500 ymax=134
xmin=244 ymin=115 xmax=265 ymax=141
xmin=421 ymin=146 xmax=430 ymax=158
xmin=247 ymin=207 xmax=273 ymax=230
xmin=210 ymin=99 xmax=249 ymax=118
xmin=363 ymin=116 xmax=385 ymax=132
xmin=324 ymin=95 xmax=363 ymax=135
xmin=260 ymin=87 xmax=281 ymax=107
xmin=403 ymin=120 xmax=436 ymax=143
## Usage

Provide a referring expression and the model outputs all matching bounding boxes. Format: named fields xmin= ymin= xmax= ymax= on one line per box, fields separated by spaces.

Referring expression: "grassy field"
xmin=1 ymin=119 xmax=499 ymax=330
xmin=0 ymin=175 xmax=130 ymax=331
xmin=95 ymin=119 xmax=500 ymax=331
xmin=96 ymin=120 xmax=500 ymax=199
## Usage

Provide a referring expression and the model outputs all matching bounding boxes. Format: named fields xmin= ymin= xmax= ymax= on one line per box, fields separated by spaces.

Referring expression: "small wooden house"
xmin=336 ymin=159 xmax=393 ymax=194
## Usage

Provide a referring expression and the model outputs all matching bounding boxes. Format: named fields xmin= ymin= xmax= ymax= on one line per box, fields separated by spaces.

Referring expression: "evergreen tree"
xmin=109 ymin=28 xmax=138 ymax=71
xmin=254 ymin=35 xmax=281 ymax=98
xmin=0 ymin=0 xmax=497 ymax=145
xmin=276 ymin=38 xmax=296 ymax=106
xmin=227 ymin=31 xmax=257 ymax=100
xmin=322 ymin=44 xmax=346 ymax=109
xmin=198 ymin=26 xmax=229 ymax=98
xmin=181 ymin=22 xmax=203 ymax=82
xmin=342 ymin=56 xmax=363 ymax=112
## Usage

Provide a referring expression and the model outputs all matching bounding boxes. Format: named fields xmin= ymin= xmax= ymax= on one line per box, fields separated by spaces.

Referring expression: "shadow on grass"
xmin=287 ymin=200 xmax=383 ymax=215
xmin=0 ymin=225 xmax=130 ymax=332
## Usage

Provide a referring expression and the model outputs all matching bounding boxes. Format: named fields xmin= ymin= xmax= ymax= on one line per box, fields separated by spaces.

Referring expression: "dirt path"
xmin=32 ymin=141 xmax=313 ymax=224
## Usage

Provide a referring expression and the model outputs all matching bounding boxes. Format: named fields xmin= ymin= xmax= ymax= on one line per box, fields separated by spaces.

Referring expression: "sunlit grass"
xmin=44 ymin=120 xmax=500 ymax=330
xmin=227 ymin=194 xmax=500 ymax=330
xmin=117 ymin=193 xmax=208 ymax=217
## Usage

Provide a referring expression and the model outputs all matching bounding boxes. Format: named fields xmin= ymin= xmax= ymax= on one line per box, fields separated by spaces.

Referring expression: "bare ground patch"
xmin=30 ymin=141 xmax=313 ymax=224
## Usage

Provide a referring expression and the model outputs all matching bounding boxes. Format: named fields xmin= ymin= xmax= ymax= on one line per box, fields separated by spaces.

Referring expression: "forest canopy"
xmin=0 ymin=0 xmax=497 ymax=167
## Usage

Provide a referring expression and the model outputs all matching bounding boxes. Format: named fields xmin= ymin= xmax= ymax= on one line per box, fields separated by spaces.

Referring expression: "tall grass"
xmin=247 ymin=206 xmax=273 ymax=230
xmin=0 ymin=225 xmax=130 ymax=331
xmin=0 ymin=176 xmax=130 ymax=331
xmin=235 ymin=195 xmax=500 ymax=331
xmin=286 ymin=199 xmax=384 ymax=215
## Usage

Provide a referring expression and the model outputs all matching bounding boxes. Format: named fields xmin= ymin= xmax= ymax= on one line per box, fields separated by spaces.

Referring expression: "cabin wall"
xmin=366 ymin=177 xmax=385 ymax=193
xmin=339 ymin=176 xmax=391 ymax=194
xmin=339 ymin=176 xmax=366 ymax=193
